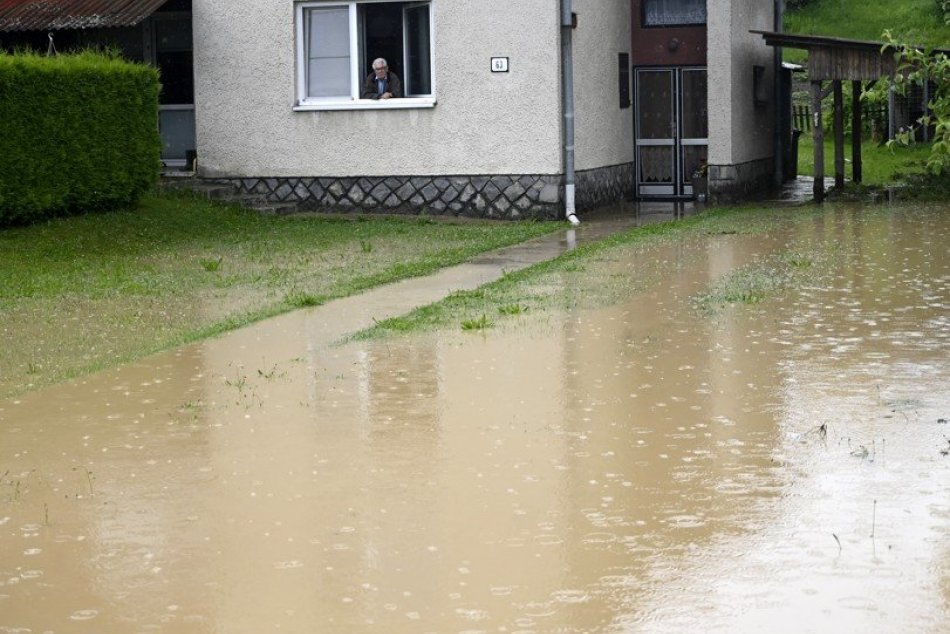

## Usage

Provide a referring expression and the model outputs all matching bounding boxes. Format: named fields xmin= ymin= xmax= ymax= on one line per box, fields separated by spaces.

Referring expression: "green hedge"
xmin=0 ymin=51 xmax=160 ymax=226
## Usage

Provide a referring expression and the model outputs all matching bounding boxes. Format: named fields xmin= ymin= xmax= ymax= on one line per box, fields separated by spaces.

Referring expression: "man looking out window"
xmin=361 ymin=58 xmax=403 ymax=99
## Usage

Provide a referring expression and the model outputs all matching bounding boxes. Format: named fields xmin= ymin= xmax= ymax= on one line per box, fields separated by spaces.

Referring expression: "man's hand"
xmin=381 ymin=92 xmax=393 ymax=99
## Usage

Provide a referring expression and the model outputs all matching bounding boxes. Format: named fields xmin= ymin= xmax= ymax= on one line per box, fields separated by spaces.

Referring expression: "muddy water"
xmin=1 ymin=205 xmax=948 ymax=633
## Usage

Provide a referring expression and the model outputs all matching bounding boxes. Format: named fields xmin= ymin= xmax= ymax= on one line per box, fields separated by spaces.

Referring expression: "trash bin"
xmin=785 ymin=129 xmax=802 ymax=181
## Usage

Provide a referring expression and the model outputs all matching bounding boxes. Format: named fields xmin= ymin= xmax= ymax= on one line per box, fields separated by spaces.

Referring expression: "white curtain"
xmin=306 ymin=6 xmax=351 ymax=98
xmin=644 ymin=0 xmax=706 ymax=26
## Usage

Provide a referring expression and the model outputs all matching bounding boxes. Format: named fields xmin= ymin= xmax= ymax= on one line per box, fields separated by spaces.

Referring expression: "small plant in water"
xmin=498 ymin=304 xmax=528 ymax=315
xmin=258 ymin=363 xmax=285 ymax=380
xmin=461 ymin=314 xmax=494 ymax=330
xmin=286 ymin=291 xmax=320 ymax=308
xmin=200 ymin=256 xmax=223 ymax=272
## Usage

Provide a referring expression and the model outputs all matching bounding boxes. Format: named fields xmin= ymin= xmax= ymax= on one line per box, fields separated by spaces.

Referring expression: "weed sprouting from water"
xmin=258 ymin=363 xmax=286 ymax=380
xmin=72 ymin=466 xmax=95 ymax=496
xmin=285 ymin=291 xmax=320 ymax=308
xmin=871 ymin=500 xmax=878 ymax=538
xmin=782 ymin=251 xmax=814 ymax=268
xmin=498 ymin=304 xmax=528 ymax=316
xmin=225 ymin=374 xmax=248 ymax=391
xmin=461 ymin=314 xmax=494 ymax=330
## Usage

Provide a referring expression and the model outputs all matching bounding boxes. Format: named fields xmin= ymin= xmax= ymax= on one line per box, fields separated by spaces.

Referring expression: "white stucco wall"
xmin=707 ymin=0 xmax=775 ymax=166
xmin=193 ymin=0 xmax=562 ymax=178
xmin=572 ymin=0 xmax=634 ymax=171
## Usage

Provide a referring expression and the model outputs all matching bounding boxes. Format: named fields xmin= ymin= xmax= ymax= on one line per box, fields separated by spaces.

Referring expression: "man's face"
xmin=373 ymin=63 xmax=388 ymax=78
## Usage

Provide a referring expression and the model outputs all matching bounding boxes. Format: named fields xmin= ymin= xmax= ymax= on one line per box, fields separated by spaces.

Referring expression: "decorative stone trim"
xmin=213 ymin=174 xmax=563 ymax=220
xmin=575 ymin=162 xmax=635 ymax=210
xmin=210 ymin=162 xmax=634 ymax=220
xmin=708 ymin=157 xmax=774 ymax=203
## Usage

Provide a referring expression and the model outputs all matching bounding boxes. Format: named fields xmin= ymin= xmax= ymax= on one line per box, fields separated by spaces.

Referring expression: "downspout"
xmin=560 ymin=0 xmax=580 ymax=226
xmin=773 ymin=0 xmax=784 ymax=186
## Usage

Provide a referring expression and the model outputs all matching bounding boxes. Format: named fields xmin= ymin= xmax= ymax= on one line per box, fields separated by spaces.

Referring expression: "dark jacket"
xmin=361 ymin=71 xmax=403 ymax=99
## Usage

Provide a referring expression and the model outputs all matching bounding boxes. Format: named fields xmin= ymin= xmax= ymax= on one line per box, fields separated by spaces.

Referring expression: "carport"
xmin=752 ymin=31 xmax=908 ymax=202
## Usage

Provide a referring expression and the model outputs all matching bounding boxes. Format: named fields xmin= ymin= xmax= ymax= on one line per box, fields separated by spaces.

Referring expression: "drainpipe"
xmin=773 ymin=0 xmax=784 ymax=186
xmin=560 ymin=0 xmax=580 ymax=226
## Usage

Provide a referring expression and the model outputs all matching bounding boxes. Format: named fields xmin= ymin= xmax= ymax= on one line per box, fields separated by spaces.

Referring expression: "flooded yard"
xmin=1 ymin=203 xmax=948 ymax=632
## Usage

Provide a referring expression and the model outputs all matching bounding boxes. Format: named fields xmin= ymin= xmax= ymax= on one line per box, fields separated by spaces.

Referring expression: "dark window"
xmin=619 ymin=53 xmax=631 ymax=109
xmin=752 ymin=65 xmax=768 ymax=107
xmin=643 ymin=0 xmax=706 ymax=27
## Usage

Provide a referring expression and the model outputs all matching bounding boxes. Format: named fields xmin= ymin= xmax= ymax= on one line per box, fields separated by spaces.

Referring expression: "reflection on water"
xmin=1 ymin=204 xmax=948 ymax=632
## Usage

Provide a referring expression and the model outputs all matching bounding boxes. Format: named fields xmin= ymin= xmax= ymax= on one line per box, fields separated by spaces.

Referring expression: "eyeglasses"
xmin=373 ymin=66 xmax=388 ymax=71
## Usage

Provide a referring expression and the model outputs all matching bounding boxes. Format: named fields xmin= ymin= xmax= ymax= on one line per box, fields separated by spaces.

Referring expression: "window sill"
xmin=294 ymin=97 xmax=436 ymax=112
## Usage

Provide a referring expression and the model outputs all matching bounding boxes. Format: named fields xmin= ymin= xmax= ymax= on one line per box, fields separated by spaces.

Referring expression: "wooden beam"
xmin=852 ymin=80 xmax=863 ymax=183
xmin=834 ymin=81 xmax=845 ymax=189
xmin=812 ymin=80 xmax=825 ymax=202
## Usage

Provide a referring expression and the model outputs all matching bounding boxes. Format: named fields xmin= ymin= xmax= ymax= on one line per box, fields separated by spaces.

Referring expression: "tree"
xmin=870 ymin=30 xmax=950 ymax=175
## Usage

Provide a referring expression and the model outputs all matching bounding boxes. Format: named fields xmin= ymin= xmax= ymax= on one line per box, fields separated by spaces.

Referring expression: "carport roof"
xmin=0 ymin=0 xmax=169 ymax=32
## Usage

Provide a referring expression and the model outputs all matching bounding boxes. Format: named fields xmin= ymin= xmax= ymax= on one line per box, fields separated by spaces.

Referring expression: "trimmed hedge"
xmin=0 ymin=51 xmax=161 ymax=226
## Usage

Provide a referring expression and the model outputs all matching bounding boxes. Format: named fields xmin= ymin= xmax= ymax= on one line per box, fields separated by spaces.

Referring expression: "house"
xmin=0 ymin=0 xmax=781 ymax=218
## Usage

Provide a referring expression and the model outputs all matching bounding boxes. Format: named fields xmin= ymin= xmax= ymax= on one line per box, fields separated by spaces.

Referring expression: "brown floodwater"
xmin=1 ymin=204 xmax=948 ymax=633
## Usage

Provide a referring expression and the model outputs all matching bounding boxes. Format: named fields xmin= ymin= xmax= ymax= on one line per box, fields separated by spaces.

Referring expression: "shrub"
xmin=0 ymin=51 xmax=160 ymax=226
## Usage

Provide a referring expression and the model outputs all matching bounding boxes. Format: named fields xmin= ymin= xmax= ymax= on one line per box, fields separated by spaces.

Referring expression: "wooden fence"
xmin=793 ymin=104 xmax=888 ymax=132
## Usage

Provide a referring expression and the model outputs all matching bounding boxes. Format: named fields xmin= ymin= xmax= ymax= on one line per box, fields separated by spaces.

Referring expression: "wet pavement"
xmin=1 ymin=203 xmax=948 ymax=633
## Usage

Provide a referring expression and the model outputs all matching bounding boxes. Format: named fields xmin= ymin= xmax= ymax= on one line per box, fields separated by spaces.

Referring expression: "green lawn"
xmin=796 ymin=132 xmax=934 ymax=184
xmin=0 ymin=192 xmax=560 ymax=397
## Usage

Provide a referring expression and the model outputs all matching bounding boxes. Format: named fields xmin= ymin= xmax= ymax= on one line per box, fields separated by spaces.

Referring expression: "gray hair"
xmin=372 ymin=58 xmax=388 ymax=69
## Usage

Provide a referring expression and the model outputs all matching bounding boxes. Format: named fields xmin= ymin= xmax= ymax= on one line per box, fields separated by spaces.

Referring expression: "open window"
xmin=296 ymin=0 xmax=435 ymax=110
xmin=642 ymin=0 xmax=706 ymax=27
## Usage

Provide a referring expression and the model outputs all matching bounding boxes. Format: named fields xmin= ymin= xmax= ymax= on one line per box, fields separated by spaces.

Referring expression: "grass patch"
xmin=0 ymin=191 xmax=560 ymax=397
xmin=797 ymin=133 xmax=934 ymax=186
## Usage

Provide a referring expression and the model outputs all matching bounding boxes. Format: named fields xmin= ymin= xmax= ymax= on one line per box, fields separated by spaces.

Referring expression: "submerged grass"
xmin=354 ymin=205 xmax=806 ymax=340
xmin=693 ymin=249 xmax=822 ymax=312
xmin=0 ymin=191 xmax=559 ymax=397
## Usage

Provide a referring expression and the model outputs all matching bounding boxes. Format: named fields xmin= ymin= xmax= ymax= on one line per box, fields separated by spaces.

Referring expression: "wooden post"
xmin=812 ymin=80 xmax=825 ymax=202
xmin=833 ymin=81 xmax=845 ymax=190
xmin=852 ymin=80 xmax=863 ymax=184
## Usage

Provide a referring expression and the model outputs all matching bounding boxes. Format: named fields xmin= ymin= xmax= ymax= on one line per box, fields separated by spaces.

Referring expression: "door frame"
xmin=634 ymin=66 xmax=707 ymax=199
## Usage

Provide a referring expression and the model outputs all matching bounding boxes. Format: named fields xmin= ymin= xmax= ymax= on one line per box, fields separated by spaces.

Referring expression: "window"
xmin=295 ymin=1 xmax=435 ymax=110
xmin=618 ymin=53 xmax=631 ymax=109
xmin=643 ymin=0 xmax=706 ymax=27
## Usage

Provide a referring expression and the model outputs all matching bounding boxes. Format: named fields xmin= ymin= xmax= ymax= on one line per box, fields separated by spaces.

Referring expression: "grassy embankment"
xmin=784 ymin=0 xmax=949 ymax=65
xmin=0 ymin=192 xmax=560 ymax=397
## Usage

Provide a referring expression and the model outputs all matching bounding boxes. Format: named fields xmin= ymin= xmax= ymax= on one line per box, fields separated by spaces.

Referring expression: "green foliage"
xmin=0 ymin=51 xmax=161 ymax=226
xmin=871 ymin=32 xmax=950 ymax=175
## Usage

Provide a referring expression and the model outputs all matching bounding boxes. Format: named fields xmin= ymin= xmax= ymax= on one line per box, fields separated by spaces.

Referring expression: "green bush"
xmin=0 ymin=51 xmax=160 ymax=226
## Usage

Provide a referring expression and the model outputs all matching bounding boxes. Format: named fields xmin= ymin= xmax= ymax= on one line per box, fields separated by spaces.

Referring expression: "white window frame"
xmin=295 ymin=0 xmax=437 ymax=111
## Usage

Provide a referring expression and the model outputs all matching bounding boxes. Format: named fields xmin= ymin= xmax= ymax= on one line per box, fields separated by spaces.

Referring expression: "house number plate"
xmin=491 ymin=57 xmax=509 ymax=73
